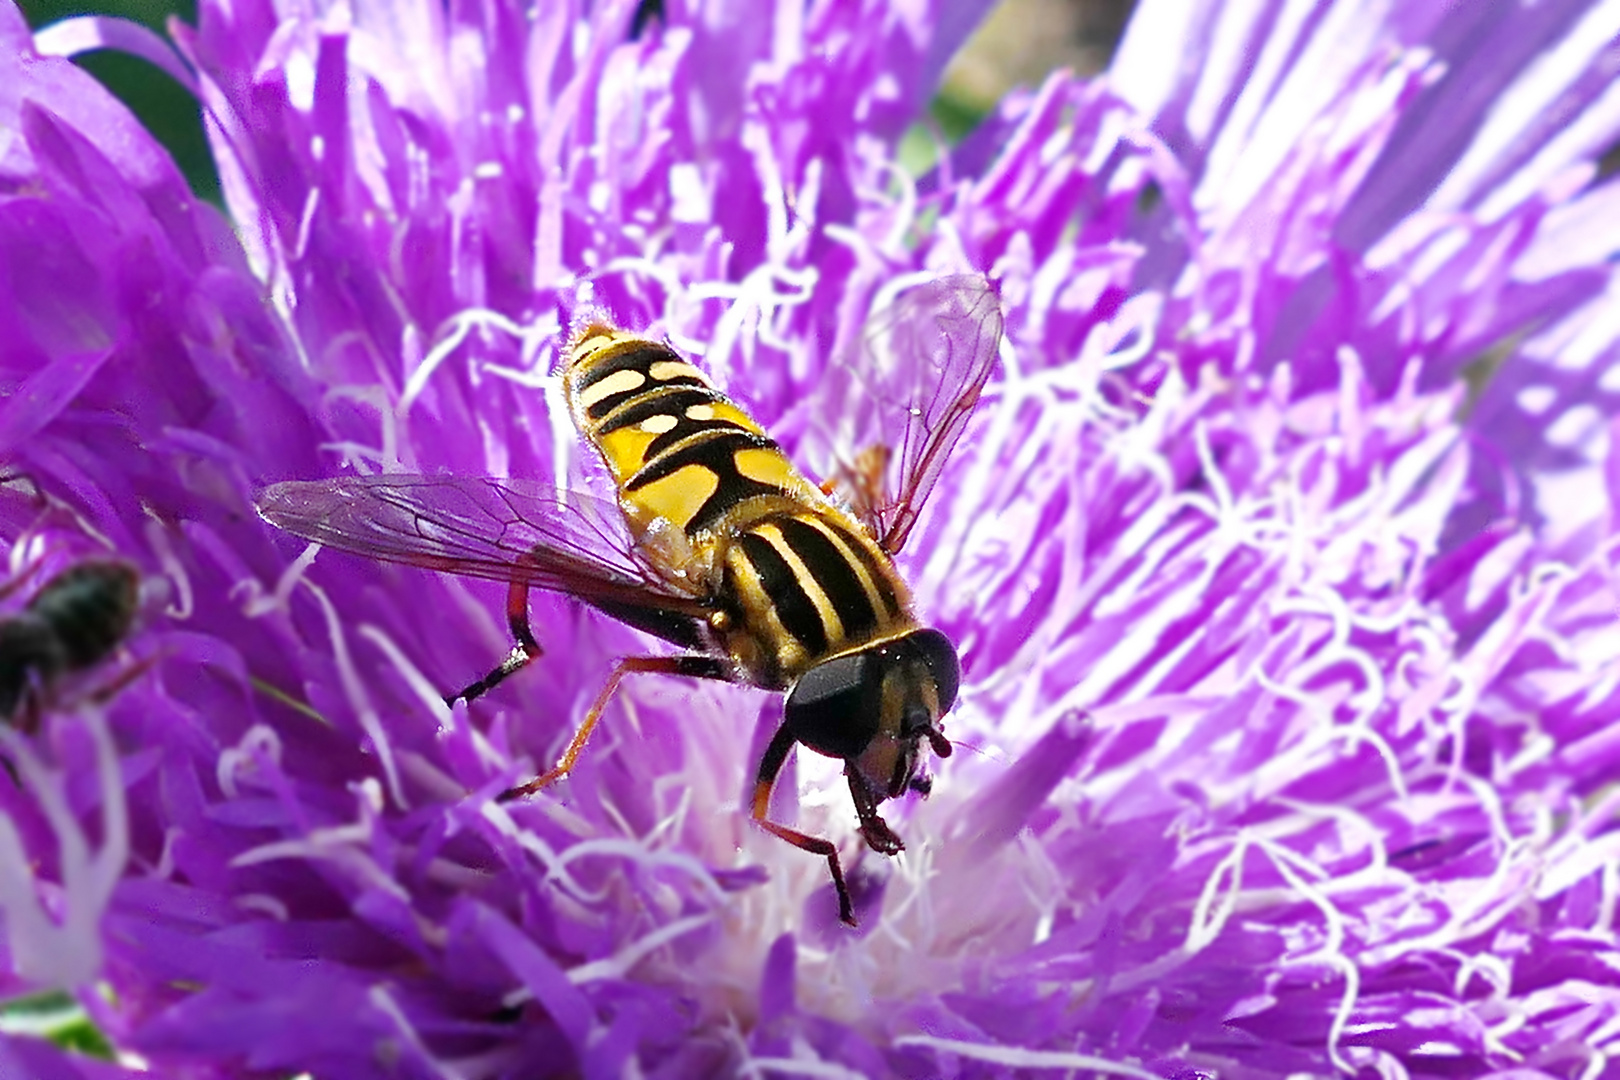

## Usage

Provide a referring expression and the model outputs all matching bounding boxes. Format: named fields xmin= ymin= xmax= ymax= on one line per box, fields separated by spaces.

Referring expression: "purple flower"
xmin=5 ymin=0 xmax=1620 ymax=1076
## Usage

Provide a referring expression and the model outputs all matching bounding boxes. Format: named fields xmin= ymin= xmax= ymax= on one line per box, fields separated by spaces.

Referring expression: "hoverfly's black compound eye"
xmin=783 ymin=651 xmax=882 ymax=761
xmin=906 ymin=627 xmax=960 ymax=712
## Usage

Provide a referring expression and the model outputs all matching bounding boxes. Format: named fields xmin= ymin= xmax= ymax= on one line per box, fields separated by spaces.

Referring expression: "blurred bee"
xmin=257 ymin=275 xmax=1003 ymax=924
xmin=629 ymin=0 xmax=663 ymax=39
xmin=0 ymin=558 xmax=142 ymax=732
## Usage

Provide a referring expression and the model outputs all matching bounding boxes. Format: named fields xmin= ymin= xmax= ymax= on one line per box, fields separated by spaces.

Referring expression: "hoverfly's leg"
xmin=498 ymin=654 xmax=730 ymax=801
xmin=85 ymin=653 xmax=160 ymax=707
xmin=847 ymin=771 xmax=904 ymax=855
xmin=750 ymin=721 xmax=856 ymax=926
xmin=447 ymin=576 xmax=544 ymax=706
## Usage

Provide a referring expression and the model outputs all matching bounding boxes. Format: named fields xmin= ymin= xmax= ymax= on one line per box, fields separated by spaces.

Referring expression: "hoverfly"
xmin=0 ymin=558 xmax=142 ymax=732
xmin=257 ymin=274 xmax=1003 ymax=924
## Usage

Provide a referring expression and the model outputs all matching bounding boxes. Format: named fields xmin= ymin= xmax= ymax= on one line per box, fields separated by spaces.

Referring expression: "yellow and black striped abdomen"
xmin=721 ymin=510 xmax=913 ymax=686
xmin=563 ymin=323 xmax=918 ymax=688
xmin=565 ymin=324 xmax=815 ymax=540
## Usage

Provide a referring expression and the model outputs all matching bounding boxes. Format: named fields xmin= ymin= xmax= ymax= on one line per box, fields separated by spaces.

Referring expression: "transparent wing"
xmin=255 ymin=474 xmax=706 ymax=613
xmin=804 ymin=274 xmax=1003 ymax=554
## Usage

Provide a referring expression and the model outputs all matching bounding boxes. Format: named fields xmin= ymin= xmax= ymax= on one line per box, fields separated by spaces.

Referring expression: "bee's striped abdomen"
xmin=565 ymin=325 xmax=805 ymax=538
xmin=722 ymin=511 xmax=910 ymax=685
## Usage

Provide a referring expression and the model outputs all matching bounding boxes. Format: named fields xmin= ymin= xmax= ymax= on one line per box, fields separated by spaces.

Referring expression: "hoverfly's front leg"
xmin=499 ymin=653 xmax=731 ymax=802
xmin=447 ymin=574 xmax=544 ymax=707
xmin=751 ymin=722 xmax=857 ymax=926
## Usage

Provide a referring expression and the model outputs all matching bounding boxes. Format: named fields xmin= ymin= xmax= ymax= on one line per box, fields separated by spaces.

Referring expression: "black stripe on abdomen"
xmin=736 ymin=529 xmax=827 ymax=656
xmin=597 ymin=386 xmax=723 ymax=434
xmin=598 ymin=386 xmax=751 ymax=458
xmin=576 ymin=342 xmax=706 ymax=420
xmin=775 ymin=516 xmax=878 ymax=642
xmin=627 ymin=430 xmax=785 ymax=535
xmin=822 ymin=519 xmax=902 ymax=620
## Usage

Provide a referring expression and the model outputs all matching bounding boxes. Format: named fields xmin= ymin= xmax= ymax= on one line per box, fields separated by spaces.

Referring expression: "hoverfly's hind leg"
xmin=447 ymin=576 xmax=545 ymax=707
xmin=751 ymin=722 xmax=856 ymax=926
xmin=498 ymin=654 xmax=731 ymax=802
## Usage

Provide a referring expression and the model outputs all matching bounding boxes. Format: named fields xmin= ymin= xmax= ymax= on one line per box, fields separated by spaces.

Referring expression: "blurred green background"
xmin=21 ymin=0 xmax=219 ymax=200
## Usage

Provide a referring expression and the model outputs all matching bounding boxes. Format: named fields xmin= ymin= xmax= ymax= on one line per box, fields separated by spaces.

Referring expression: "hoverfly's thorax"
xmin=720 ymin=512 xmax=913 ymax=686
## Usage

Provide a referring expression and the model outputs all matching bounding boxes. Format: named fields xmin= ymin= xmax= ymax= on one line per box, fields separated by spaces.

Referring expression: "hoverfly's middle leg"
xmin=498 ymin=653 xmax=731 ymax=802
xmin=751 ymin=721 xmax=857 ymax=926
xmin=447 ymin=576 xmax=544 ymax=707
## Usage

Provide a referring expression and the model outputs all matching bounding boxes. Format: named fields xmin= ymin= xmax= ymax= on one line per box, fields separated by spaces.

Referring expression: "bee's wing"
xmin=255 ymin=474 xmax=707 ymax=616
xmin=803 ymin=274 xmax=1003 ymax=555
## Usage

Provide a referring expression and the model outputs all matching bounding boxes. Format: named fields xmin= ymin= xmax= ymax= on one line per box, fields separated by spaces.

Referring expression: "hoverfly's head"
xmin=783 ymin=628 xmax=959 ymax=813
